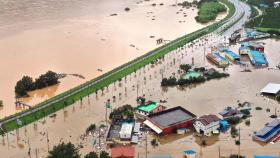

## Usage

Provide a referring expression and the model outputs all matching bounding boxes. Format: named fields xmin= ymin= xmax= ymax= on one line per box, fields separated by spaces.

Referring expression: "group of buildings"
xmin=106 ymin=98 xmax=279 ymax=157
xmin=239 ymin=42 xmax=268 ymax=67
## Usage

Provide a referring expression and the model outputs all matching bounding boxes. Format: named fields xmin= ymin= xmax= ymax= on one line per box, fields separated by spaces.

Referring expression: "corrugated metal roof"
xmin=144 ymin=120 xmax=162 ymax=134
xmin=133 ymin=123 xmax=141 ymax=133
xmin=261 ymin=83 xmax=280 ymax=94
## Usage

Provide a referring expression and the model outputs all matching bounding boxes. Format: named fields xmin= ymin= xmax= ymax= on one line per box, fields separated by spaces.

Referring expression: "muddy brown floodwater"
xmin=0 ymin=0 xmax=226 ymax=118
xmin=0 ymin=29 xmax=280 ymax=157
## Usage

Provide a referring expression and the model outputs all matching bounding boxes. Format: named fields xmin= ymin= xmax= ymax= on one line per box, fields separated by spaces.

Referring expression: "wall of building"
xmin=162 ymin=120 xmax=194 ymax=135
xmin=193 ymin=121 xmax=220 ymax=135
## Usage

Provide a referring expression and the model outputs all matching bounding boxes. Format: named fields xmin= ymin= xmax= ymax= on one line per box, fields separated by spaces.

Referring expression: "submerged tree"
xmin=84 ymin=152 xmax=98 ymax=158
xmin=48 ymin=142 xmax=80 ymax=158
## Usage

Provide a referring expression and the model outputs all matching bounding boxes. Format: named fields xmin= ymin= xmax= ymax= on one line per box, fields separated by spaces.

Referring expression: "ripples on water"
xmin=0 ymin=0 xmax=107 ymax=25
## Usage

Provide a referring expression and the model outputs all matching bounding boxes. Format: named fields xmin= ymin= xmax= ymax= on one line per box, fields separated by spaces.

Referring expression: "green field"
xmin=196 ymin=0 xmax=227 ymax=23
xmin=246 ymin=8 xmax=280 ymax=35
xmin=0 ymin=0 xmax=236 ymax=135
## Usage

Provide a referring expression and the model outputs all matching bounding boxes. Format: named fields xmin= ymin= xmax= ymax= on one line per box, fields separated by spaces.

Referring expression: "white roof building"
xmin=260 ymin=83 xmax=280 ymax=95
xmin=119 ymin=122 xmax=134 ymax=140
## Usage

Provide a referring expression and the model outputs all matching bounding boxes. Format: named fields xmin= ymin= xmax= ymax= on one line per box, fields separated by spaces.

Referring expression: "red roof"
xmin=111 ymin=146 xmax=135 ymax=158
xmin=197 ymin=114 xmax=220 ymax=126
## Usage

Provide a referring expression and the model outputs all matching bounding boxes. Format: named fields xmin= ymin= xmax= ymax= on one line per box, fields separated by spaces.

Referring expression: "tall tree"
xmin=48 ymin=142 xmax=80 ymax=158
xmin=99 ymin=151 xmax=111 ymax=158
xmin=84 ymin=152 xmax=98 ymax=158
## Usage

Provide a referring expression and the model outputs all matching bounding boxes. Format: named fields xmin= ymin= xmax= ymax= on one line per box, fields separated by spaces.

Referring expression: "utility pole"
xmin=204 ymin=46 xmax=206 ymax=65
xmin=136 ymin=82 xmax=139 ymax=98
xmin=28 ymin=137 xmax=31 ymax=157
xmin=105 ymin=102 xmax=108 ymax=126
xmin=46 ymin=130 xmax=50 ymax=152
xmin=218 ymin=146 xmax=221 ymax=158
xmin=238 ymin=127 xmax=241 ymax=157
xmin=145 ymin=132 xmax=148 ymax=158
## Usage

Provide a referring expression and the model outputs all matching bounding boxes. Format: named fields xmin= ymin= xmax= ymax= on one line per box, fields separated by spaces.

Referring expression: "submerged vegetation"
xmin=15 ymin=71 xmax=59 ymax=97
xmin=195 ymin=0 xmax=227 ymax=23
xmin=109 ymin=104 xmax=134 ymax=123
xmin=161 ymin=64 xmax=229 ymax=86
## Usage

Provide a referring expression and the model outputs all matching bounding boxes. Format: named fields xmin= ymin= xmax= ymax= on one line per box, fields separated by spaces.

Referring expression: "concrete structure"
xmin=144 ymin=106 xmax=196 ymax=135
xmin=253 ymin=118 xmax=280 ymax=142
xmin=111 ymin=146 xmax=135 ymax=158
xmin=261 ymin=83 xmax=280 ymax=95
xmin=135 ymin=101 xmax=166 ymax=119
xmin=119 ymin=122 xmax=134 ymax=140
xmin=193 ymin=114 xmax=220 ymax=135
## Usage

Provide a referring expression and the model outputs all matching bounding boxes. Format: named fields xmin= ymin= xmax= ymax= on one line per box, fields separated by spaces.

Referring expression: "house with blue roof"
xmin=253 ymin=118 xmax=280 ymax=142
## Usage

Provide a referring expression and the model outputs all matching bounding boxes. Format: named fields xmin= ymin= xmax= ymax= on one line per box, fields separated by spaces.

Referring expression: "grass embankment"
xmin=195 ymin=0 xmax=227 ymax=23
xmin=0 ymin=0 xmax=236 ymax=134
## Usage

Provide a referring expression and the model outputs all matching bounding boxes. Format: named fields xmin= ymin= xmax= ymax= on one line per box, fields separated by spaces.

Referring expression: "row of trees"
xmin=15 ymin=71 xmax=59 ymax=97
xmin=48 ymin=142 xmax=110 ymax=158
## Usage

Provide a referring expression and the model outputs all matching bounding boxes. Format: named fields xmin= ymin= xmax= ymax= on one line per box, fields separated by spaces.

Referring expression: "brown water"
xmin=0 ymin=33 xmax=279 ymax=157
xmin=0 ymin=0 xmax=223 ymax=117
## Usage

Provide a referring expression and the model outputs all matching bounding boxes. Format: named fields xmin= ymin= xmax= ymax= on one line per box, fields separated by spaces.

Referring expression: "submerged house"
xmin=193 ymin=114 xmax=220 ymax=136
xmin=253 ymin=118 xmax=280 ymax=143
xmin=111 ymin=146 xmax=135 ymax=158
xmin=144 ymin=106 xmax=196 ymax=135
xmin=219 ymin=107 xmax=243 ymax=119
xmin=260 ymin=83 xmax=280 ymax=96
xmin=135 ymin=101 xmax=166 ymax=119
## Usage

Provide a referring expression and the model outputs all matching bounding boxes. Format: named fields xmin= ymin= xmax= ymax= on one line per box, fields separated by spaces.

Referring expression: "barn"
xmin=144 ymin=106 xmax=196 ymax=135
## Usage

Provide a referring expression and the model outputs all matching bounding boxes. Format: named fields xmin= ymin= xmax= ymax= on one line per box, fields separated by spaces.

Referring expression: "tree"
xmin=99 ymin=151 xmax=111 ymax=158
xmin=84 ymin=152 xmax=98 ymax=158
xmin=0 ymin=100 xmax=3 ymax=107
xmin=179 ymin=64 xmax=192 ymax=72
xmin=48 ymin=142 xmax=80 ymax=158
xmin=15 ymin=76 xmax=34 ymax=97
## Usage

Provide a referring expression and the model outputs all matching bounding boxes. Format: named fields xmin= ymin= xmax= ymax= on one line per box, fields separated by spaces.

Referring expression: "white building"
xmin=193 ymin=114 xmax=220 ymax=136
xmin=119 ymin=122 xmax=134 ymax=140
xmin=274 ymin=2 xmax=280 ymax=8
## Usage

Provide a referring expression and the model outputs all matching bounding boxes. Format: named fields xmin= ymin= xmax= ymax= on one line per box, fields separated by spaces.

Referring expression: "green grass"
xmin=246 ymin=8 xmax=280 ymax=29
xmin=0 ymin=0 xmax=236 ymax=135
xmin=196 ymin=1 xmax=227 ymax=23
xmin=249 ymin=5 xmax=259 ymax=19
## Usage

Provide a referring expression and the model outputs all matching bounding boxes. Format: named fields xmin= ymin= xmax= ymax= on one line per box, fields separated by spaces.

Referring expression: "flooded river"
xmin=0 ymin=31 xmax=279 ymax=157
xmin=0 ymin=0 xmax=223 ymax=117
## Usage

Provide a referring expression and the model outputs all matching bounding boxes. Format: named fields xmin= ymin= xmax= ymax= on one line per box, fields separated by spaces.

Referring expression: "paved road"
xmin=0 ymin=0 xmax=250 ymax=130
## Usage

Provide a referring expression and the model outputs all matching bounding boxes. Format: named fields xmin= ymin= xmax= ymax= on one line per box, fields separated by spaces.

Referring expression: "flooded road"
xmin=0 ymin=0 xmax=221 ymax=117
xmin=0 ymin=32 xmax=279 ymax=157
